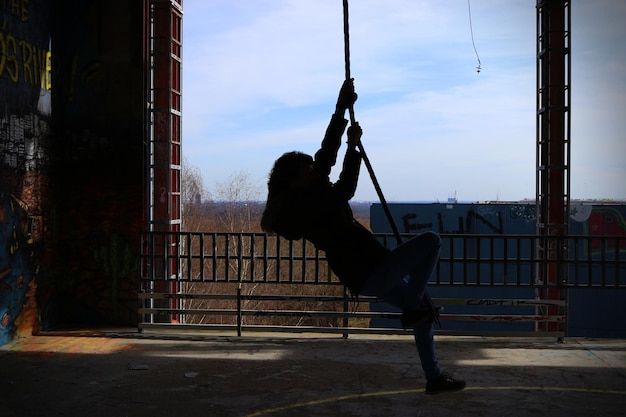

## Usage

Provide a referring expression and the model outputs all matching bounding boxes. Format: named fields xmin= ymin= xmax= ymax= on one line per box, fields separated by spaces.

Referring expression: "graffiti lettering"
xmin=467 ymin=210 xmax=503 ymax=234
xmin=19 ymin=38 xmax=50 ymax=88
xmin=437 ymin=212 xmax=463 ymax=234
xmin=465 ymin=299 xmax=561 ymax=307
xmin=435 ymin=209 xmax=503 ymax=234
xmin=0 ymin=31 xmax=19 ymax=82
xmin=467 ymin=299 xmax=508 ymax=306
xmin=0 ymin=30 xmax=51 ymax=89
xmin=1 ymin=0 xmax=30 ymax=22
xmin=402 ymin=213 xmax=432 ymax=233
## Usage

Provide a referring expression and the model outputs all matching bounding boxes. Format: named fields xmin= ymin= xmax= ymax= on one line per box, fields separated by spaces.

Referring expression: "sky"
xmin=181 ymin=0 xmax=626 ymax=203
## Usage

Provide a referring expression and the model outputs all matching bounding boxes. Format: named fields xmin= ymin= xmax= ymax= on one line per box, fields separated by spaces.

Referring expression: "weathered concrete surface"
xmin=0 ymin=330 xmax=624 ymax=417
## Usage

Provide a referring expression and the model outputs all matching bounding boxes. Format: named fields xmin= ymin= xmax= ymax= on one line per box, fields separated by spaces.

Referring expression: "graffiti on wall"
xmin=0 ymin=193 xmax=42 ymax=344
xmin=1 ymin=0 xmax=52 ymax=114
xmin=581 ymin=206 xmax=626 ymax=254
xmin=1 ymin=0 xmax=51 ymax=344
xmin=0 ymin=30 xmax=52 ymax=89
xmin=1 ymin=0 xmax=51 ymax=175
xmin=372 ymin=202 xmax=626 ymax=260
xmin=374 ymin=202 xmax=626 ymax=237
xmin=372 ymin=203 xmax=538 ymax=235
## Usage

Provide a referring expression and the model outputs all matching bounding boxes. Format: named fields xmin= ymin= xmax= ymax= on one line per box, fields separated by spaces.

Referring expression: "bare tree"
xmin=212 ymin=170 xmax=262 ymax=233
xmin=181 ymin=157 xmax=209 ymax=232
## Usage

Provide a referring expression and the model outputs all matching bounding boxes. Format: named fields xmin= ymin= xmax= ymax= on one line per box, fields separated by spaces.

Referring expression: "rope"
xmin=342 ymin=0 xmax=402 ymax=246
xmin=342 ymin=0 xmax=356 ymax=125
xmin=341 ymin=0 xmax=439 ymax=321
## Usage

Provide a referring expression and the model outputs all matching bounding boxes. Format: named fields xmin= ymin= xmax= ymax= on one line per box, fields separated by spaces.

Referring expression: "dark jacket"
xmin=263 ymin=113 xmax=390 ymax=294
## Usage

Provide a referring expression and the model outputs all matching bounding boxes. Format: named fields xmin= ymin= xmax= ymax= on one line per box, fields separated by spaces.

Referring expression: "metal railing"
xmin=139 ymin=232 xmax=625 ymax=338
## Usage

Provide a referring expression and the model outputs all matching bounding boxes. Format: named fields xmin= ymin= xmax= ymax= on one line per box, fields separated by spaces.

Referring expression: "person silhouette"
xmin=261 ymin=79 xmax=465 ymax=394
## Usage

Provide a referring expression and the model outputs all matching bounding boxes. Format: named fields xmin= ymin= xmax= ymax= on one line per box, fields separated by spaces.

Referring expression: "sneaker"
xmin=425 ymin=373 xmax=466 ymax=394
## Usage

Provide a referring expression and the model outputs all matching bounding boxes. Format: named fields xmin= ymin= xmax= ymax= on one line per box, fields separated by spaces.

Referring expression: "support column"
xmin=536 ymin=0 xmax=570 ymax=337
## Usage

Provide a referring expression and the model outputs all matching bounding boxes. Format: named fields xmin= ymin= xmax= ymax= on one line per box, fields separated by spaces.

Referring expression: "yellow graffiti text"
xmin=0 ymin=30 xmax=51 ymax=90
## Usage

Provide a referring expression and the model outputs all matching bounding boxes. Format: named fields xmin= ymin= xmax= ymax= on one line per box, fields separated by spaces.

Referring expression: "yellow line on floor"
xmin=241 ymin=386 xmax=626 ymax=417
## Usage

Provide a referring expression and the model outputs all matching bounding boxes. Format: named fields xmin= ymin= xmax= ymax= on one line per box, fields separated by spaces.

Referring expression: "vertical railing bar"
xmin=449 ymin=236 xmax=454 ymax=285
xmin=529 ymin=234 xmax=534 ymax=288
xmin=572 ymin=236 xmax=579 ymax=287
xmin=558 ymin=234 xmax=566 ymax=336
xmin=434 ymin=234 xmax=442 ymax=285
xmin=250 ymin=233 xmax=256 ymax=283
xmin=614 ymin=237 xmax=620 ymax=288
xmin=288 ymin=240 xmax=294 ymax=283
xmin=199 ymin=233 xmax=205 ymax=281
xmin=489 ymin=236 xmax=495 ymax=286
xmin=237 ymin=233 xmax=244 ymax=336
xmin=515 ymin=236 xmax=521 ymax=286
xmin=223 ymin=234 xmax=229 ymax=281
xmin=526 ymin=235 xmax=531 ymax=287
xmin=463 ymin=236 xmax=468 ymax=285
xmin=557 ymin=235 xmax=564 ymax=287
xmin=476 ymin=236 xmax=481 ymax=285
xmin=276 ymin=236 xmax=281 ymax=283
xmin=617 ymin=237 xmax=622 ymax=288
xmin=174 ymin=232 xmax=179 ymax=280
xmin=315 ymin=245 xmax=320 ymax=283
xmin=237 ymin=284 xmax=242 ymax=337
xmin=600 ymin=236 xmax=606 ymax=287
xmin=586 ymin=234 xmax=593 ymax=287
xmin=212 ymin=233 xmax=217 ymax=282
xmin=444 ymin=236 xmax=454 ymax=284
xmin=162 ymin=232 xmax=169 ymax=280
xmin=502 ymin=236 xmax=509 ymax=285
xmin=300 ymin=239 xmax=307 ymax=283
xmin=538 ymin=234 xmax=544 ymax=290
xmin=261 ymin=234 xmax=267 ymax=282
xmin=342 ymin=286 xmax=349 ymax=339
xmin=186 ymin=232 xmax=192 ymax=280
xmin=238 ymin=233 xmax=243 ymax=282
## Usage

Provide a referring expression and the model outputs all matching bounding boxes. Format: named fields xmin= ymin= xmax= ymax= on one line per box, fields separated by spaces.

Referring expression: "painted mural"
xmin=1 ymin=0 xmax=51 ymax=345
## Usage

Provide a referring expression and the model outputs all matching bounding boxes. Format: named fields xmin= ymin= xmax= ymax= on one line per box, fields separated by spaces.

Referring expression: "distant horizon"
xmin=202 ymin=198 xmax=626 ymax=205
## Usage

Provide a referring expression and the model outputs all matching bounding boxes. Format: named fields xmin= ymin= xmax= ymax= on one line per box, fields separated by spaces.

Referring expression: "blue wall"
xmin=370 ymin=202 xmax=626 ymax=337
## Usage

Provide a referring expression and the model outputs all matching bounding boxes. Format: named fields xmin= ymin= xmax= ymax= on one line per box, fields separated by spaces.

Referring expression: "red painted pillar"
xmin=536 ymin=0 xmax=570 ymax=336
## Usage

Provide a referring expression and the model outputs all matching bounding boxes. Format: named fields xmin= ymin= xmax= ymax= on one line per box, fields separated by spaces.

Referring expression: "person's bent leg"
xmin=360 ymin=232 xmax=441 ymax=300
xmin=403 ymin=232 xmax=441 ymax=307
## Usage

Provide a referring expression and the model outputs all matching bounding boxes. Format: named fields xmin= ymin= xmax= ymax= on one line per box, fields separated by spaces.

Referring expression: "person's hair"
xmin=267 ymin=151 xmax=313 ymax=194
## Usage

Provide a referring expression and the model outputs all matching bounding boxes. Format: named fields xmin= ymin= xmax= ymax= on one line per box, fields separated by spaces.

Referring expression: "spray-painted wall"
xmin=1 ymin=0 xmax=52 ymax=345
xmin=370 ymin=202 xmax=626 ymax=337
xmin=1 ymin=0 xmax=145 ymax=345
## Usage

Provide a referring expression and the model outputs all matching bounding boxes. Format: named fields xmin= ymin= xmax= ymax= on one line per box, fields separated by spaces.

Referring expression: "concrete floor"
xmin=0 ymin=329 xmax=624 ymax=417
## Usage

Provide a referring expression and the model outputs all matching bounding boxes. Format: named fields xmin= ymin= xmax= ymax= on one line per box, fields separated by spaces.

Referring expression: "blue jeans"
xmin=360 ymin=231 xmax=442 ymax=380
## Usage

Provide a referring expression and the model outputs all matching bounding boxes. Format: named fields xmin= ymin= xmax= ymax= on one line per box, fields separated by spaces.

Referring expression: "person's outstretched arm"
xmin=314 ymin=79 xmax=357 ymax=178
xmin=333 ymin=123 xmax=362 ymax=201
